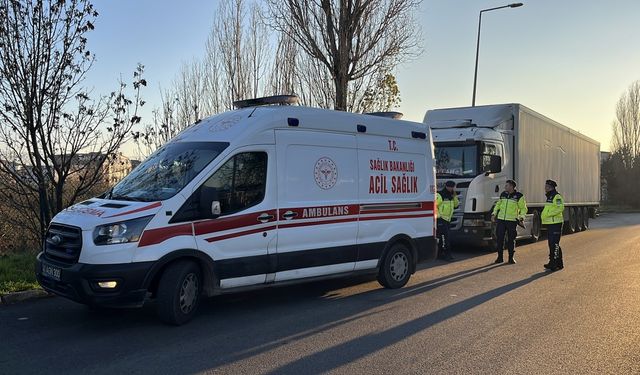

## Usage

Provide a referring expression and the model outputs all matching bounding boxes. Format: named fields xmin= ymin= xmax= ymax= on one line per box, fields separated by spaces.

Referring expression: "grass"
xmin=0 ymin=252 xmax=40 ymax=295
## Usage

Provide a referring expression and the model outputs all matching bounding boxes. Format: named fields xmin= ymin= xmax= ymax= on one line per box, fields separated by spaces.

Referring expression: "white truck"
xmin=424 ymin=103 xmax=600 ymax=247
xmin=36 ymin=95 xmax=437 ymax=325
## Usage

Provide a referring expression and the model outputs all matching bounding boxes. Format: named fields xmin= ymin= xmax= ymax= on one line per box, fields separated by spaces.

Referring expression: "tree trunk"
xmin=334 ymin=70 xmax=349 ymax=111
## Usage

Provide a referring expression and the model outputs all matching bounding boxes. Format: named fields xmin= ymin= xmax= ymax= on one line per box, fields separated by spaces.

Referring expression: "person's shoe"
xmin=494 ymin=254 xmax=504 ymax=264
xmin=444 ymin=254 xmax=455 ymax=262
xmin=545 ymin=259 xmax=561 ymax=271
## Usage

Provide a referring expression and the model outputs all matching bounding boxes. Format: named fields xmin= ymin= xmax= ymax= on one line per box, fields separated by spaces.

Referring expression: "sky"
xmin=84 ymin=0 xmax=640 ymax=156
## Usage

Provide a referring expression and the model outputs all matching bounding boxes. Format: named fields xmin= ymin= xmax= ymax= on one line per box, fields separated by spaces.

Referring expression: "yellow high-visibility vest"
xmin=492 ymin=191 xmax=527 ymax=221
xmin=436 ymin=190 xmax=459 ymax=222
xmin=541 ymin=192 xmax=564 ymax=225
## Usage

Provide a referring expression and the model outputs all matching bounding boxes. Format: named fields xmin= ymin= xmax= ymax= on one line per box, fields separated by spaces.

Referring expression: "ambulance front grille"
xmin=43 ymin=223 xmax=82 ymax=265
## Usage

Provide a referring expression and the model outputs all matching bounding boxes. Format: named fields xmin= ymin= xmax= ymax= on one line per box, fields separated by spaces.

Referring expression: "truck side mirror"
xmin=484 ymin=155 xmax=502 ymax=174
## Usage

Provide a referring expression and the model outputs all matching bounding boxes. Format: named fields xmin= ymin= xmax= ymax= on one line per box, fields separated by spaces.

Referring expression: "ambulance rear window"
xmin=109 ymin=141 xmax=229 ymax=202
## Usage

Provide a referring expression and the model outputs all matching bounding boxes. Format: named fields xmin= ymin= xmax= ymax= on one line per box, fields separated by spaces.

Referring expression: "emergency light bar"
xmin=233 ymin=94 xmax=300 ymax=109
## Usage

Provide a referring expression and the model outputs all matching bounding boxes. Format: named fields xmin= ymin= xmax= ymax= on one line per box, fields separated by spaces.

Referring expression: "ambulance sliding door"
xmin=274 ymin=129 xmax=358 ymax=281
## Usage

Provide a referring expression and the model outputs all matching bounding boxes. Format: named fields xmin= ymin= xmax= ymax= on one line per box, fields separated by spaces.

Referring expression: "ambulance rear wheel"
xmin=156 ymin=260 xmax=202 ymax=326
xmin=378 ymin=243 xmax=412 ymax=289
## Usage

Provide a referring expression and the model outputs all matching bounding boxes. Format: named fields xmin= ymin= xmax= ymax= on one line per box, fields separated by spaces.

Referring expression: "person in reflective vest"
xmin=436 ymin=180 xmax=458 ymax=261
xmin=491 ymin=179 xmax=527 ymax=264
xmin=541 ymin=179 xmax=564 ymax=271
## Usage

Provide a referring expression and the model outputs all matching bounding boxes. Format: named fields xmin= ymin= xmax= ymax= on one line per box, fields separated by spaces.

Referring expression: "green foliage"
xmin=0 ymin=252 xmax=40 ymax=295
xmin=361 ymin=73 xmax=402 ymax=113
xmin=602 ymin=152 xmax=640 ymax=208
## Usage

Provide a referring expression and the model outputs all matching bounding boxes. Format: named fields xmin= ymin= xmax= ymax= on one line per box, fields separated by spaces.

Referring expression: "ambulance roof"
xmin=168 ymin=105 xmax=429 ymax=145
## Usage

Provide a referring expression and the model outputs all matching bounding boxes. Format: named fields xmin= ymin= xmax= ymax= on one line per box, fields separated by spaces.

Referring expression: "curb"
xmin=0 ymin=289 xmax=52 ymax=305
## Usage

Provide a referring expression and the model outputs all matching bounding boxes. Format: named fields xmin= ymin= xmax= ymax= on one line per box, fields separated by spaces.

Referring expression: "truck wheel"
xmin=530 ymin=210 xmax=541 ymax=242
xmin=156 ymin=260 xmax=202 ymax=325
xmin=485 ymin=222 xmax=498 ymax=252
xmin=582 ymin=207 xmax=589 ymax=230
xmin=575 ymin=207 xmax=584 ymax=232
xmin=378 ymin=243 xmax=413 ymax=289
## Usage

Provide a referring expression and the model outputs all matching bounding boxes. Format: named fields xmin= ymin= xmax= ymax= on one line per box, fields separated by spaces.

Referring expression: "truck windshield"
xmin=434 ymin=144 xmax=478 ymax=178
xmin=108 ymin=141 xmax=229 ymax=202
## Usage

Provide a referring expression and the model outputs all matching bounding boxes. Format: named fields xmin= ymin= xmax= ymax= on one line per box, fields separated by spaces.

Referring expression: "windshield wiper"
xmin=102 ymin=187 xmax=114 ymax=200
xmin=110 ymin=195 xmax=150 ymax=202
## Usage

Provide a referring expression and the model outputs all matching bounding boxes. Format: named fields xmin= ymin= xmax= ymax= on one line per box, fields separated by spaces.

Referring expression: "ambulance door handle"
xmin=257 ymin=213 xmax=274 ymax=223
xmin=282 ymin=211 xmax=298 ymax=220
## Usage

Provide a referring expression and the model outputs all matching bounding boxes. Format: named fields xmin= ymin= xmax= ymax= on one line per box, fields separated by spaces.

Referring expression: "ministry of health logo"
xmin=314 ymin=157 xmax=338 ymax=190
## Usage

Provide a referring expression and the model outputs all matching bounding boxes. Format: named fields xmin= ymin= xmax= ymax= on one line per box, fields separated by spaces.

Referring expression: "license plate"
xmin=41 ymin=262 xmax=61 ymax=281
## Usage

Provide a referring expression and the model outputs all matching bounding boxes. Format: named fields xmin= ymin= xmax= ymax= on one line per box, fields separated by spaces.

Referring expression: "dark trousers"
xmin=437 ymin=218 xmax=451 ymax=257
xmin=496 ymin=219 xmax=517 ymax=255
xmin=546 ymin=223 xmax=563 ymax=264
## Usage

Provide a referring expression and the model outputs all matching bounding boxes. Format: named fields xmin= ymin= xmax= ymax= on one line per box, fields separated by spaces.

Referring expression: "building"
xmin=57 ymin=151 xmax=133 ymax=187
xmin=102 ymin=152 xmax=133 ymax=185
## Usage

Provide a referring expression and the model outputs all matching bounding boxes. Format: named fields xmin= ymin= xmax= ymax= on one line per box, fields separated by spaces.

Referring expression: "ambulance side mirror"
xmin=211 ymin=201 xmax=221 ymax=217
xmin=199 ymin=186 xmax=221 ymax=219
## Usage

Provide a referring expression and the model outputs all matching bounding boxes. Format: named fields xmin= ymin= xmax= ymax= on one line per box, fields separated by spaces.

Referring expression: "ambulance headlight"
xmin=93 ymin=216 xmax=153 ymax=246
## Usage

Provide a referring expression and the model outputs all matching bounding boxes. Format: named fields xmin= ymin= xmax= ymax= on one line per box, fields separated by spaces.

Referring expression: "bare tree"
xmin=216 ymin=0 xmax=270 ymax=105
xmin=269 ymin=32 xmax=299 ymax=96
xmin=612 ymin=80 xmax=640 ymax=169
xmin=266 ymin=0 xmax=422 ymax=111
xmin=0 ymin=0 xmax=146 ymax=242
xmin=245 ymin=3 xmax=269 ymax=99
xmin=137 ymin=0 xmax=272 ymax=157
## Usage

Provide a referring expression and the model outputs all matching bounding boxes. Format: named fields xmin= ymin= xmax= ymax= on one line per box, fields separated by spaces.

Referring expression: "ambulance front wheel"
xmin=378 ymin=243 xmax=413 ymax=289
xmin=156 ymin=260 xmax=202 ymax=325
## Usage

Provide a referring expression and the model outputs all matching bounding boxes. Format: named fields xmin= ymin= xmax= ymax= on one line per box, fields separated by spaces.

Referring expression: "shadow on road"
xmin=1 ymin=259 xmax=551 ymax=374
xmin=265 ymin=271 xmax=550 ymax=375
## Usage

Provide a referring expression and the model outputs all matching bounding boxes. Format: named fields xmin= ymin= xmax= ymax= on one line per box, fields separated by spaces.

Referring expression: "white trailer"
xmin=424 ymin=103 xmax=600 ymax=247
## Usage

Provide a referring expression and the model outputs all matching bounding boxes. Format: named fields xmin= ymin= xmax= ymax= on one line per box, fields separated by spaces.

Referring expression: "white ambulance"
xmin=36 ymin=95 xmax=437 ymax=325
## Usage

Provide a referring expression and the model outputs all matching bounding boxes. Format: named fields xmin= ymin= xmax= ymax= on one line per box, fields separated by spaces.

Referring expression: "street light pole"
xmin=472 ymin=3 xmax=523 ymax=107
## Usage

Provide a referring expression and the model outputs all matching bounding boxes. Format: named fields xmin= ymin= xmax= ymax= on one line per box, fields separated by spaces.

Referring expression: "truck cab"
xmin=425 ymin=106 xmax=536 ymax=247
xmin=430 ymin=124 xmax=522 ymax=246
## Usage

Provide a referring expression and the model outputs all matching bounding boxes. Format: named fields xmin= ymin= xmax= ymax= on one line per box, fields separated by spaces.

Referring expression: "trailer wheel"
xmin=575 ymin=207 xmax=584 ymax=232
xmin=378 ymin=243 xmax=413 ymax=289
xmin=564 ymin=207 xmax=576 ymax=235
xmin=530 ymin=210 xmax=541 ymax=242
xmin=156 ymin=260 xmax=202 ymax=325
xmin=582 ymin=207 xmax=589 ymax=230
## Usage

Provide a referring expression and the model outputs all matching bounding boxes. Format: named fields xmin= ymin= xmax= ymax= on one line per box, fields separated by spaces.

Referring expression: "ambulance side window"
xmin=204 ymin=152 xmax=267 ymax=215
xmin=171 ymin=152 xmax=267 ymax=223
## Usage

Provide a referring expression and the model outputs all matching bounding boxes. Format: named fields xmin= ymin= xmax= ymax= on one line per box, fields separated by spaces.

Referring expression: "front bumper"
xmin=450 ymin=226 xmax=494 ymax=246
xmin=35 ymin=252 xmax=154 ymax=308
xmin=447 ymin=213 xmax=494 ymax=246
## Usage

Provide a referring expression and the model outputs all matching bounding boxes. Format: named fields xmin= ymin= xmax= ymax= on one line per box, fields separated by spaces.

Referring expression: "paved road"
xmin=2 ymin=213 xmax=640 ymax=375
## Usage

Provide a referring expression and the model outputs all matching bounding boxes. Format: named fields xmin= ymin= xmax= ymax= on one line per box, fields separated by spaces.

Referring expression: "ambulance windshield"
xmin=434 ymin=143 xmax=478 ymax=178
xmin=108 ymin=141 xmax=229 ymax=202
